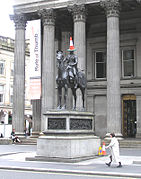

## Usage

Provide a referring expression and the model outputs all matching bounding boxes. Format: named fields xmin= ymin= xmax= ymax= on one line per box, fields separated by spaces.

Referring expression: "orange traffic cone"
xmin=98 ymin=146 xmax=102 ymax=156
xmin=67 ymin=37 xmax=76 ymax=51
xmin=102 ymin=142 xmax=107 ymax=155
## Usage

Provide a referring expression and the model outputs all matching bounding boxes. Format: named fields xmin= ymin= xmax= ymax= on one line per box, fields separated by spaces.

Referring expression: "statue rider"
xmin=64 ymin=37 xmax=78 ymax=89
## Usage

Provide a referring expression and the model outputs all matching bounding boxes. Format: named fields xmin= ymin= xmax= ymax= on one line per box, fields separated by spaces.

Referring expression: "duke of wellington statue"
xmin=26 ymin=37 xmax=101 ymax=162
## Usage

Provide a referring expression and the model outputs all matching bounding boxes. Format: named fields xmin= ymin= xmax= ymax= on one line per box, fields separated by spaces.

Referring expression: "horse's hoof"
xmin=72 ymin=107 xmax=76 ymax=111
xmin=61 ymin=106 xmax=66 ymax=110
xmin=81 ymin=108 xmax=85 ymax=112
xmin=57 ymin=106 xmax=61 ymax=110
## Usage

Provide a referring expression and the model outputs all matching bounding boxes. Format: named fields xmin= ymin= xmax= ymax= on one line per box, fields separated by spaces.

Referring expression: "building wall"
xmin=86 ymin=17 xmax=141 ymax=137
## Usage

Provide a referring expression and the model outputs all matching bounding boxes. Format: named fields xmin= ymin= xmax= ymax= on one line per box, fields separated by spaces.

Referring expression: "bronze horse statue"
xmin=56 ymin=50 xmax=87 ymax=110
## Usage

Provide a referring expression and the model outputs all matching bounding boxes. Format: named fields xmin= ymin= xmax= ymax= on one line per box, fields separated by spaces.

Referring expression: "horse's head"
xmin=56 ymin=50 xmax=66 ymax=80
xmin=56 ymin=50 xmax=64 ymax=64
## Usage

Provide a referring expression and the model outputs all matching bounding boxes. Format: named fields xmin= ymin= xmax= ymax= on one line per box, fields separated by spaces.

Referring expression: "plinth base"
xmin=26 ymin=134 xmax=101 ymax=162
xmin=26 ymin=110 xmax=101 ymax=163
xmin=26 ymin=154 xmax=97 ymax=163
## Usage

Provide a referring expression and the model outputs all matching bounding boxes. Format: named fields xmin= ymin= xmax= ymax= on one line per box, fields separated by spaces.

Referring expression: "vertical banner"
xmin=29 ymin=20 xmax=41 ymax=100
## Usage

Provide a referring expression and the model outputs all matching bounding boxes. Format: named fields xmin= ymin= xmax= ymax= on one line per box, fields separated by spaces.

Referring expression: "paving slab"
xmin=0 ymin=148 xmax=141 ymax=178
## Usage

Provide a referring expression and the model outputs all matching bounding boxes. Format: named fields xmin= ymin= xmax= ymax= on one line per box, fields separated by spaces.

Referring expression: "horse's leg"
xmin=57 ymin=87 xmax=62 ymax=109
xmin=72 ymin=88 xmax=77 ymax=110
xmin=62 ymin=85 xmax=68 ymax=109
xmin=80 ymin=88 xmax=85 ymax=111
xmin=82 ymin=88 xmax=85 ymax=110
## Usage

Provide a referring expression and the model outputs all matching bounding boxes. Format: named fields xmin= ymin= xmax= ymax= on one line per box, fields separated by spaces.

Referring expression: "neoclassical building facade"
xmin=11 ymin=0 xmax=141 ymax=138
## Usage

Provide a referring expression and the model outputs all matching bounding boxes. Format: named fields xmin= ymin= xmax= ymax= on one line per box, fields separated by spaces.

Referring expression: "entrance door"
xmin=122 ymin=95 xmax=136 ymax=138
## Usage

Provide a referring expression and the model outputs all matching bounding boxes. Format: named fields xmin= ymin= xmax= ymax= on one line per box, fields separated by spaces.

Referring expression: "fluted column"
xmin=100 ymin=0 xmax=122 ymax=137
xmin=39 ymin=9 xmax=55 ymax=131
xmin=11 ymin=14 xmax=27 ymax=135
xmin=68 ymin=4 xmax=87 ymax=110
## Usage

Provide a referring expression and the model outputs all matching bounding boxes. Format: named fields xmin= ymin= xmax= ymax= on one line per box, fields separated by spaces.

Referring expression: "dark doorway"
xmin=122 ymin=95 xmax=136 ymax=138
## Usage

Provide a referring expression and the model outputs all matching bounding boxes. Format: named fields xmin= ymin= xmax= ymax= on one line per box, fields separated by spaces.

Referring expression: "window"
xmin=95 ymin=51 xmax=106 ymax=79
xmin=122 ymin=49 xmax=135 ymax=78
xmin=0 ymin=61 xmax=5 ymax=75
xmin=0 ymin=85 xmax=4 ymax=103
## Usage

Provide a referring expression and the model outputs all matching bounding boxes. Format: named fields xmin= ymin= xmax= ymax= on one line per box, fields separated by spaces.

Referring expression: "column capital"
xmin=100 ymin=0 xmax=120 ymax=18
xmin=68 ymin=4 xmax=87 ymax=23
xmin=10 ymin=14 xmax=27 ymax=30
xmin=38 ymin=9 xmax=55 ymax=26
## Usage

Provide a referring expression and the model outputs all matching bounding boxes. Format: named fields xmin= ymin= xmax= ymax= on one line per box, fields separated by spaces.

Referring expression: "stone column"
xmin=136 ymin=94 xmax=141 ymax=138
xmin=11 ymin=14 xmax=27 ymax=135
xmin=68 ymin=4 xmax=87 ymax=110
xmin=39 ymin=9 xmax=55 ymax=131
xmin=100 ymin=0 xmax=122 ymax=137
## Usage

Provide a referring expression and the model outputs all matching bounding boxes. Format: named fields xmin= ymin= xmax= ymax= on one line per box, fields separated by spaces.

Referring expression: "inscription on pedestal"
xmin=70 ymin=118 xmax=92 ymax=130
xmin=48 ymin=118 xmax=66 ymax=130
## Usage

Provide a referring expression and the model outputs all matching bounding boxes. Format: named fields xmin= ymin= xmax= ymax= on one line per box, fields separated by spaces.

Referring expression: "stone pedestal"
xmin=27 ymin=111 xmax=101 ymax=162
xmin=36 ymin=134 xmax=100 ymax=162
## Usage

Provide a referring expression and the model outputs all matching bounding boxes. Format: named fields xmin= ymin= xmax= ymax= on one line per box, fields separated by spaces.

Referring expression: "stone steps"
xmin=17 ymin=137 xmax=141 ymax=147
xmin=20 ymin=137 xmax=37 ymax=145
xmin=102 ymin=138 xmax=141 ymax=148
xmin=0 ymin=138 xmax=12 ymax=145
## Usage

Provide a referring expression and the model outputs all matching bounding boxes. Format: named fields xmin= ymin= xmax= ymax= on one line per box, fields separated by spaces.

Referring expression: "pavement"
xmin=0 ymin=144 xmax=141 ymax=178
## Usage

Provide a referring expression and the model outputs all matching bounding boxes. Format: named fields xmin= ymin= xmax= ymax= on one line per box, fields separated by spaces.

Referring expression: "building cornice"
xmin=12 ymin=0 xmax=141 ymax=21
xmin=0 ymin=36 xmax=30 ymax=55
xmin=13 ymin=0 xmax=99 ymax=15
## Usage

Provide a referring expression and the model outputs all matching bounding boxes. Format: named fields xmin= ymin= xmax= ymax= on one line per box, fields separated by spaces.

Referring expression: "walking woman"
xmin=105 ymin=133 xmax=122 ymax=168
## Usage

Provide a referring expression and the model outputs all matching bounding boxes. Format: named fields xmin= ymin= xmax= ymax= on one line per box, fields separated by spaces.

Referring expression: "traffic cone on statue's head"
xmin=67 ymin=37 xmax=76 ymax=51
xmin=102 ymin=142 xmax=107 ymax=155
xmin=98 ymin=146 xmax=102 ymax=156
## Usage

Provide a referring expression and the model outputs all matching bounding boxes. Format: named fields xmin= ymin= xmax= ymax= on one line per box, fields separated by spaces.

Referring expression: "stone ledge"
xmin=44 ymin=110 xmax=94 ymax=116
xmin=26 ymin=155 xmax=98 ymax=163
xmin=133 ymin=161 xmax=141 ymax=164
xmin=0 ymin=138 xmax=12 ymax=145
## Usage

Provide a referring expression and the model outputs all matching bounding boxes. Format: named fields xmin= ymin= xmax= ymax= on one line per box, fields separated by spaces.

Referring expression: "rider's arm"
xmin=63 ymin=56 xmax=67 ymax=62
xmin=73 ymin=55 xmax=78 ymax=66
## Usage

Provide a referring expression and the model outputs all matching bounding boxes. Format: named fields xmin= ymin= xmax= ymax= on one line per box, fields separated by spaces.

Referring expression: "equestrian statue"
xmin=56 ymin=37 xmax=87 ymax=110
